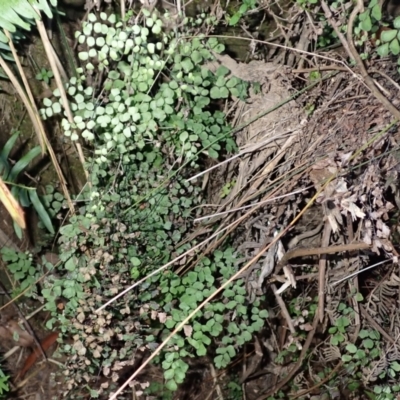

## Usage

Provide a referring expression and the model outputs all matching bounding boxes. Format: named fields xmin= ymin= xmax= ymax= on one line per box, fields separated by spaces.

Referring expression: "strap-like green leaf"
xmin=10 ymin=184 xmax=21 ymax=203
xmin=9 ymin=146 xmax=41 ymax=181
xmin=7 ymin=185 xmax=24 ymax=239
xmin=0 ymin=156 xmax=10 ymax=178
xmin=13 ymin=219 xmax=23 ymax=240
xmin=15 ymin=187 xmax=30 ymax=207
xmin=29 ymin=189 xmax=54 ymax=234
xmin=2 ymin=130 xmax=20 ymax=159
xmin=0 ymin=131 xmax=19 ymax=179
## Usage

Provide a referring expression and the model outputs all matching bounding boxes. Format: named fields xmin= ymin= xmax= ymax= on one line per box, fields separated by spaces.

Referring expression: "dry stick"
xmin=189 ymin=131 xmax=294 ymax=184
xmin=1 ymin=31 xmax=74 ymax=213
xmin=196 ymin=180 xmax=297 ymax=268
xmin=346 ymin=213 xmax=361 ymax=343
xmin=4 ymin=31 xmax=44 ymax=152
xmin=0 ymin=49 xmax=44 ymax=149
xmin=274 ymin=242 xmax=371 ymax=275
xmin=195 ymin=186 xmax=312 ymax=223
xmin=271 ymin=283 xmax=295 ymax=334
xmin=182 ymin=166 xmax=311 ymax=254
xmin=332 ymin=259 xmax=391 ymax=287
xmin=272 ymin=241 xmax=374 ymax=291
xmin=248 ymin=134 xmax=298 ymax=193
xmin=318 ymin=221 xmax=332 ymax=323
xmin=199 ymin=161 xmax=305 ymax=239
xmin=293 ymin=66 xmax=350 ymax=73
xmin=319 ymin=1 xmax=354 ymax=62
xmin=120 ymin=0 xmax=126 ymax=22
xmin=369 ymin=68 xmax=400 ymax=92
xmin=35 ymin=16 xmax=89 ymax=183
xmin=209 ymin=363 xmax=223 ymax=400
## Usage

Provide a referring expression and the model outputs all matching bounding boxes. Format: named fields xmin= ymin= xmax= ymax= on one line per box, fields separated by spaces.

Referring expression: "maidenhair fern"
xmin=35 ymin=9 xmax=268 ymax=398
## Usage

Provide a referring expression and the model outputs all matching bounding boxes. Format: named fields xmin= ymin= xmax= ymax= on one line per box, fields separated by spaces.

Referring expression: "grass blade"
xmin=15 ymin=186 xmax=29 ymax=207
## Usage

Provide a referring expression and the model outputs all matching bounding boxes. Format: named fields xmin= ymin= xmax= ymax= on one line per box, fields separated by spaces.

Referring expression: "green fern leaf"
xmin=0 ymin=0 xmax=54 ymax=43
